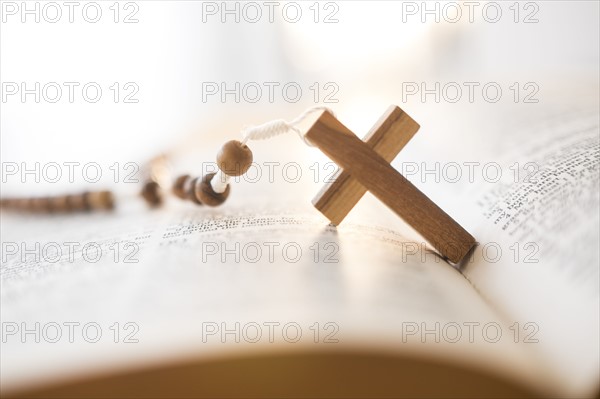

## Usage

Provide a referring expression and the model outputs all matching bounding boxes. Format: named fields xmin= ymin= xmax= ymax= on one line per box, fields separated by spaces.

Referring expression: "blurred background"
xmin=2 ymin=0 xmax=598 ymax=197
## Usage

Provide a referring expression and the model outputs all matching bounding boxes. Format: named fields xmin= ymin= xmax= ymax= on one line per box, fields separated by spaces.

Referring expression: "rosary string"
xmin=211 ymin=106 xmax=334 ymax=194
xmin=1 ymin=107 xmax=335 ymax=213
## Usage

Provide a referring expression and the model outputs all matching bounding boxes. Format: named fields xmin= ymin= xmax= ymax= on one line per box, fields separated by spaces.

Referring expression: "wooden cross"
xmin=305 ymin=105 xmax=476 ymax=264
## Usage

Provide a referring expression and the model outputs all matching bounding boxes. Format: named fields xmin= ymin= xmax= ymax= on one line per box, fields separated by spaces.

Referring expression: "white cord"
xmin=240 ymin=106 xmax=334 ymax=146
xmin=211 ymin=106 xmax=334 ymax=194
xmin=211 ymin=170 xmax=229 ymax=194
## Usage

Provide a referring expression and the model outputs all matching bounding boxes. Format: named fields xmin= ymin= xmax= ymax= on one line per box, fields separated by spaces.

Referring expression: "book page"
xmin=459 ymin=97 xmax=600 ymax=397
xmin=1 ymin=180 xmax=549 ymax=396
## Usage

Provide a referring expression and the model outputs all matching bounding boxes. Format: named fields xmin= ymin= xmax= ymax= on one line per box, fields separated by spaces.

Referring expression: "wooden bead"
xmin=140 ymin=181 xmax=162 ymax=207
xmin=15 ymin=198 xmax=32 ymax=211
xmin=31 ymin=197 xmax=51 ymax=213
xmin=1 ymin=198 xmax=15 ymax=209
xmin=194 ymin=173 xmax=230 ymax=207
xmin=188 ymin=177 xmax=203 ymax=205
xmin=173 ymin=174 xmax=191 ymax=199
xmin=0 ymin=192 xmax=113 ymax=214
xmin=217 ymin=140 xmax=253 ymax=177
xmin=67 ymin=194 xmax=88 ymax=211
xmin=86 ymin=191 xmax=114 ymax=210
xmin=101 ymin=191 xmax=115 ymax=210
xmin=49 ymin=196 xmax=70 ymax=213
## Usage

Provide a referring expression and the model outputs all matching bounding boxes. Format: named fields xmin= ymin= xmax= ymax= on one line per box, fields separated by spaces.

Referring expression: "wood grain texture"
xmin=306 ymin=111 xmax=475 ymax=263
xmin=195 ymin=172 xmax=230 ymax=207
xmin=312 ymin=105 xmax=420 ymax=225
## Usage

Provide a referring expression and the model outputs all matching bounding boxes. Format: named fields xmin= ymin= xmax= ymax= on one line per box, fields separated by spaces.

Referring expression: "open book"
xmin=1 ymin=96 xmax=599 ymax=398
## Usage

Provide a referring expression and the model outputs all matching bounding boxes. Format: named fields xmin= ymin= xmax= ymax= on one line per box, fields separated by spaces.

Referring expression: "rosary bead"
xmin=49 ymin=196 xmax=70 ymax=213
xmin=141 ymin=181 xmax=162 ymax=207
xmin=188 ymin=177 xmax=204 ymax=205
xmin=66 ymin=194 xmax=88 ymax=211
xmin=31 ymin=197 xmax=50 ymax=213
xmin=15 ymin=199 xmax=32 ymax=211
xmin=1 ymin=191 xmax=113 ymax=213
xmin=195 ymin=173 xmax=230 ymax=207
xmin=1 ymin=198 xmax=19 ymax=209
xmin=217 ymin=140 xmax=253 ymax=177
xmin=173 ymin=174 xmax=191 ymax=199
xmin=86 ymin=191 xmax=114 ymax=210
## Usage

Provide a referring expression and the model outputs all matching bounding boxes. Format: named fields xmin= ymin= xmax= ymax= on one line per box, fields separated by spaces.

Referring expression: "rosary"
xmin=1 ymin=105 xmax=476 ymax=263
